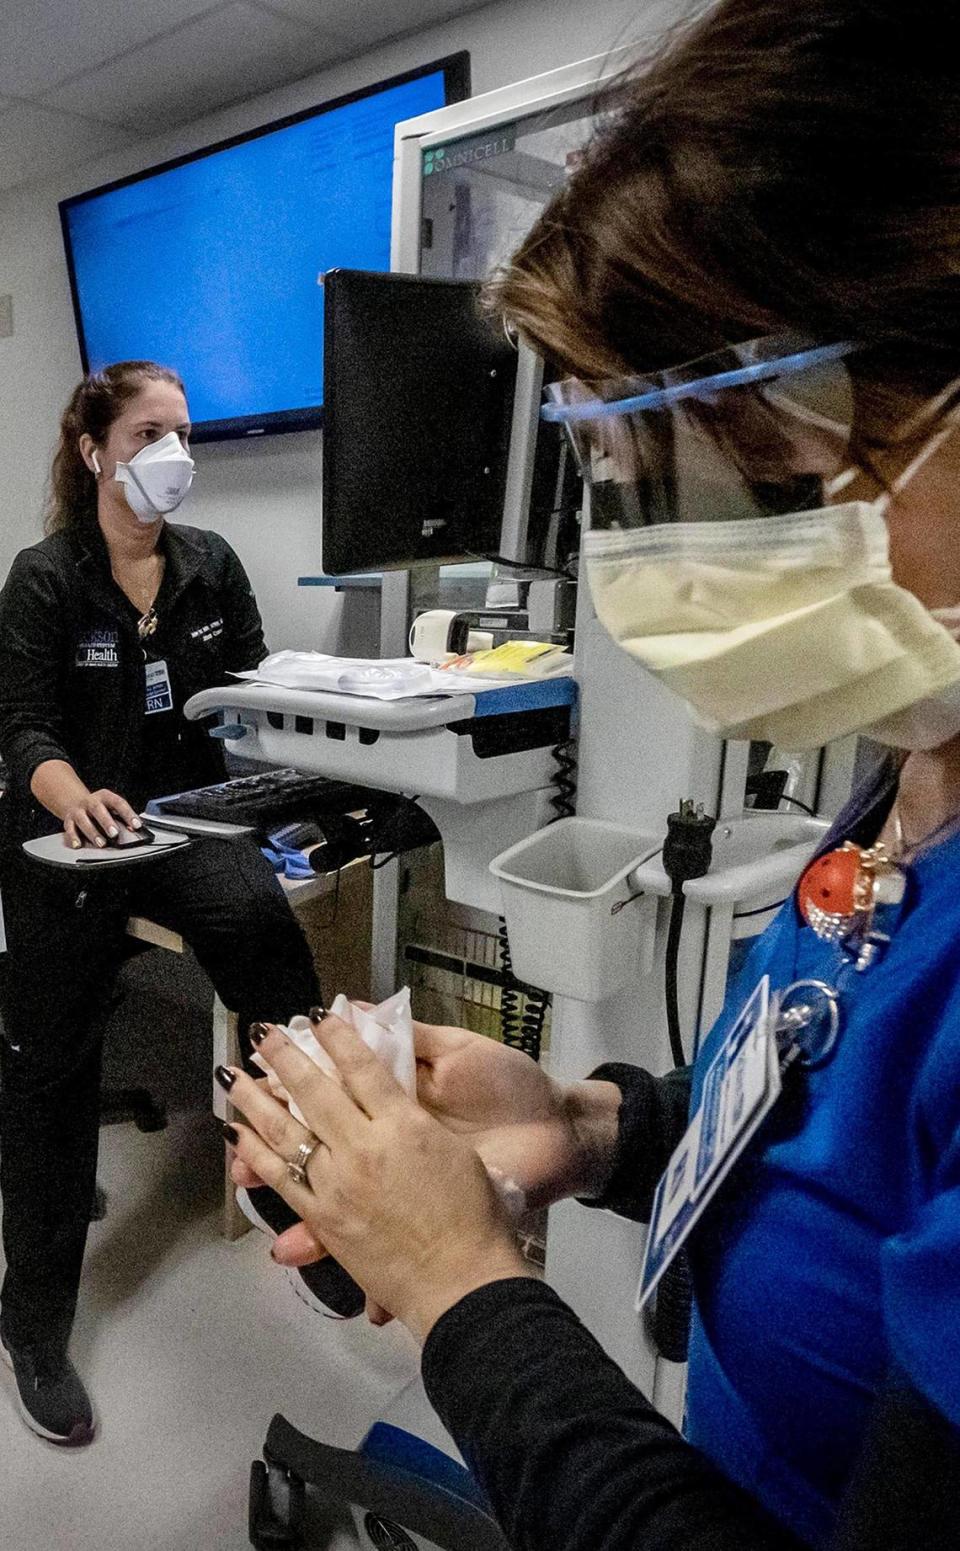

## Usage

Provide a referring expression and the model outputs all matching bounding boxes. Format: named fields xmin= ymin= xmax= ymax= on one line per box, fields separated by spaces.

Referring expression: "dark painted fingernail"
xmin=309 ymin=1005 xmax=326 ymax=1024
xmin=221 ymin=1122 xmax=240 ymax=1144
xmin=215 ymin=1065 xmax=236 ymax=1092
xmin=249 ymin=1022 xmax=269 ymax=1044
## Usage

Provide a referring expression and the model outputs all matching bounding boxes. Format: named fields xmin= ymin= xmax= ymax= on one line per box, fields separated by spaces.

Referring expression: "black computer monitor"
xmin=321 ymin=269 xmax=518 ymax=573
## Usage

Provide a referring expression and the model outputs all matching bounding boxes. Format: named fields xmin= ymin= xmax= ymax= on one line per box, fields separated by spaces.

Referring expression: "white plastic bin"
xmin=490 ymin=818 xmax=660 ymax=1002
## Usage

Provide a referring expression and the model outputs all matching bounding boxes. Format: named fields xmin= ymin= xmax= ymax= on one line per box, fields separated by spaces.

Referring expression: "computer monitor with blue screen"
xmin=59 ymin=54 xmax=469 ymax=441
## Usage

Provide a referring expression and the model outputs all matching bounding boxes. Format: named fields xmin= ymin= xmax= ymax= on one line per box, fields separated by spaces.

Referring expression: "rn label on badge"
xmin=145 ymin=659 xmax=173 ymax=715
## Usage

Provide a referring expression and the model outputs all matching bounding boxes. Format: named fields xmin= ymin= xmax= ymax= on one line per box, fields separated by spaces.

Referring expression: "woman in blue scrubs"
xmin=219 ymin=2 xmax=960 ymax=1545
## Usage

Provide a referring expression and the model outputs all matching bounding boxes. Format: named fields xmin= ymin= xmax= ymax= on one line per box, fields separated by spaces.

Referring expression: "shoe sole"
xmin=234 ymin=1188 xmax=357 ymax=1320
xmin=1 ymin=1344 xmax=97 ymax=1447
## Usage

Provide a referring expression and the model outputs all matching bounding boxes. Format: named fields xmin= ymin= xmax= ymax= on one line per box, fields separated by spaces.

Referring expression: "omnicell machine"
xmin=190 ymin=50 xmax=856 ymax=1551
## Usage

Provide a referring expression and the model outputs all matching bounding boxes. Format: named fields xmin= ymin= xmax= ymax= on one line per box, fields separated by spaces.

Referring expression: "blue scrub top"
xmin=685 ymin=775 xmax=960 ymax=1547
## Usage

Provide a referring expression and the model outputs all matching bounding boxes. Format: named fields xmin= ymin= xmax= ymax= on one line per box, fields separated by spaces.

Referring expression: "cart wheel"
xmin=249 ymin=1460 xmax=301 ymax=1549
xmin=363 ymin=1513 xmax=417 ymax=1551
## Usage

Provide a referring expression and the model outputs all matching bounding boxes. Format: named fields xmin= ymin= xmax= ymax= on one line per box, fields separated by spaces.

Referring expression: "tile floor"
xmin=0 ymin=1114 xmax=422 ymax=1551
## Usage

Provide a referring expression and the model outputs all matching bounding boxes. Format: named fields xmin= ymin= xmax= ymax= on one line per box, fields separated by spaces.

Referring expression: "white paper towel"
xmin=251 ymin=988 xmax=526 ymax=1220
xmin=251 ymin=988 xmax=416 ymax=1123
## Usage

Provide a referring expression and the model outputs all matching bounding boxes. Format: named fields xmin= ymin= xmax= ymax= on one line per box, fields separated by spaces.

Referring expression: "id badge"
xmin=145 ymin=659 xmax=173 ymax=715
xmin=636 ymin=975 xmax=782 ymax=1311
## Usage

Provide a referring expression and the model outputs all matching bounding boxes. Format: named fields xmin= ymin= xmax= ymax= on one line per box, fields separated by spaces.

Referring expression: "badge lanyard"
xmin=138 ymin=611 xmax=174 ymax=718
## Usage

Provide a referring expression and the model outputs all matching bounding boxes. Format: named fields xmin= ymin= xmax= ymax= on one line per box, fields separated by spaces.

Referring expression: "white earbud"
xmin=91 ymin=451 xmax=102 ymax=477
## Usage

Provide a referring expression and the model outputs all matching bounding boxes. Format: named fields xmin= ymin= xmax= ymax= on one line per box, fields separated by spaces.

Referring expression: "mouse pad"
xmin=23 ymin=828 xmax=190 ymax=869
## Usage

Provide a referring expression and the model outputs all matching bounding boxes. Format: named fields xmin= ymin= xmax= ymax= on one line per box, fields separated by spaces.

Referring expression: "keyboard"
xmin=153 ymin=769 xmax=371 ymax=828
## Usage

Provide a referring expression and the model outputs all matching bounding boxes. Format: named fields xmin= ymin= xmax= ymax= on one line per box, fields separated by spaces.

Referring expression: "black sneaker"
xmin=236 ymin=1186 xmax=366 ymax=1319
xmin=1 ymin=1336 xmax=96 ymax=1446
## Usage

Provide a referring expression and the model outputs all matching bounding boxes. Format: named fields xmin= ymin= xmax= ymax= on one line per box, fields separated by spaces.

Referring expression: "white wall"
xmin=0 ymin=0 xmax=684 ymax=649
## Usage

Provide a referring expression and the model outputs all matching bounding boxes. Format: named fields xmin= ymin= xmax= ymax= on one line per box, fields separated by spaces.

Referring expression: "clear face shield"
xmin=542 ymin=337 xmax=858 ymax=530
xmin=541 ymin=337 xmax=960 ymax=751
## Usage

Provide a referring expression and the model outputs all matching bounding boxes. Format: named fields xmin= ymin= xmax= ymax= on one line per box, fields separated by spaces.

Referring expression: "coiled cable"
xmin=497 ymin=917 xmax=548 ymax=1060
xmin=497 ymin=737 xmax=577 ymax=1058
xmin=549 ymin=736 xmax=578 ymax=822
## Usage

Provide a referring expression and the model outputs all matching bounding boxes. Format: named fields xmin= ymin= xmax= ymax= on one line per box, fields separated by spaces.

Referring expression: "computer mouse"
xmin=108 ymin=821 xmax=155 ymax=848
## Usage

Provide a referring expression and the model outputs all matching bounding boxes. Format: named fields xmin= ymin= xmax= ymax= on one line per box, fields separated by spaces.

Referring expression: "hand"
xmin=61 ymin=788 xmax=142 ymax=849
xmin=227 ymin=1075 xmax=393 ymax=1325
xmin=410 ymin=1018 xmax=599 ymax=1209
xmin=232 ymin=1012 xmax=620 ymax=1275
xmin=225 ymin=1015 xmax=533 ymax=1343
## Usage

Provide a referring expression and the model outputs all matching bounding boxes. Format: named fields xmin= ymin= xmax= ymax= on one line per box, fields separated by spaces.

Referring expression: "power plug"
xmin=662 ymin=798 xmax=717 ymax=887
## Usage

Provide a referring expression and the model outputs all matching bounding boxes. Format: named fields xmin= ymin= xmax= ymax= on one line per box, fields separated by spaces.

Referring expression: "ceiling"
xmin=0 ymin=0 xmax=486 ymax=194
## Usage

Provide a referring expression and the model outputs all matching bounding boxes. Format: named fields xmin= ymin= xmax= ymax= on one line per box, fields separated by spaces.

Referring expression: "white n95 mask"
xmin=543 ymin=335 xmax=960 ymax=751
xmin=113 ymin=432 xmax=195 ymax=524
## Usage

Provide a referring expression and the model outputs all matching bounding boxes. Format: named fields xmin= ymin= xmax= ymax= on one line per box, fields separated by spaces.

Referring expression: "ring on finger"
xmin=286 ymin=1136 xmax=321 ymax=1186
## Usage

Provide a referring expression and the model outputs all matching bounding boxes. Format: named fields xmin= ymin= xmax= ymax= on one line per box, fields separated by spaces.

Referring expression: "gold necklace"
xmin=112 ymin=553 xmax=164 ymax=640
xmin=137 ymin=607 xmax=159 ymax=642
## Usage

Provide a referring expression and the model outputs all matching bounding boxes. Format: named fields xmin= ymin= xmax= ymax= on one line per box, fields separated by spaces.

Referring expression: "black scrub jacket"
xmin=0 ymin=516 xmax=267 ymax=843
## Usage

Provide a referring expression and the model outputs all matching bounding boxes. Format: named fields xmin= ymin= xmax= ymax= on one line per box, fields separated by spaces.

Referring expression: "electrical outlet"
xmin=0 ymin=295 xmax=12 ymax=338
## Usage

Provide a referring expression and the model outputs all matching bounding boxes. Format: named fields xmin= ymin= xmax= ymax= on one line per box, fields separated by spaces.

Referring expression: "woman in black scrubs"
xmin=0 ymin=361 xmax=339 ymax=1445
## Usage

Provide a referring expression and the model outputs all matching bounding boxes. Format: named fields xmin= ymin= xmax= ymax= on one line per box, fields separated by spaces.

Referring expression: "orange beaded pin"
xmin=797 ymin=840 xmax=907 ymax=972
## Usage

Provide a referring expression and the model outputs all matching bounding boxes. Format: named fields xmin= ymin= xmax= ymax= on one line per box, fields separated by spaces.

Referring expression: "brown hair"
xmin=45 ymin=361 xmax=185 ymax=534
xmin=487 ymin=0 xmax=960 ymax=428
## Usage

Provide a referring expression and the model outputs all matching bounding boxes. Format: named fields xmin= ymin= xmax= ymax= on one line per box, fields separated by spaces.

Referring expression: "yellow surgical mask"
xmin=583 ymin=499 xmax=960 ymax=750
xmin=544 ymin=337 xmax=960 ymax=751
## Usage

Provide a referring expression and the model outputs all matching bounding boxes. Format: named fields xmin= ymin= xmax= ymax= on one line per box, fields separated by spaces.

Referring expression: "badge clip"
xmin=775 ymin=979 xmax=841 ymax=1069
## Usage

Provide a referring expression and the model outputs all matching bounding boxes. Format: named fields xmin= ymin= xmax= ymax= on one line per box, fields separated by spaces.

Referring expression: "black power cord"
xmin=775 ymin=793 xmax=818 ymax=817
xmin=654 ymin=799 xmax=717 ymax=1367
xmin=661 ymin=799 xmax=717 ymax=1068
xmin=664 ymin=892 xmax=688 ymax=1071
xmin=745 ymin=770 xmax=817 ymax=817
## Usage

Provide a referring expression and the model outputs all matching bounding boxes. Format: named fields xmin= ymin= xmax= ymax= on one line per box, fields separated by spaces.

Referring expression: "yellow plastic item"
xmin=464 ymin=641 xmax=572 ymax=679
